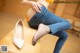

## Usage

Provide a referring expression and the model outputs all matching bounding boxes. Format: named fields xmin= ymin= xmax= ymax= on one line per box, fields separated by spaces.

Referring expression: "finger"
xmin=32 ymin=3 xmax=40 ymax=12
xmin=32 ymin=5 xmax=38 ymax=12
xmin=36 ymin=6 xmax=40 ymax=12
xmin=37 ymin=3 xmax=42 ymax=11
xmin=32 ymin=6 xmax=36 ymax=12
xmin=34 ymin=5 xmax=40 ymax=12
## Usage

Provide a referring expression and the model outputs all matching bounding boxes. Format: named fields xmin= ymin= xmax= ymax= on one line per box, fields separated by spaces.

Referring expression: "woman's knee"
xmin=60 ymin=31 xmax=68 ymax=40
xmin=66 ymin=21 xmax=71 ymax=29
xmin=56 ymin=31 xmax=68 ymax=40
xmin=62 ymin=34 xmax=68 ymax=40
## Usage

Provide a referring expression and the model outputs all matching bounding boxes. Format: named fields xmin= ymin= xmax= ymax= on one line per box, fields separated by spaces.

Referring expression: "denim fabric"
xmin=28 ymin=6 xmax=71 ymax=53
xmin=28 ymin=6 xmax=48 ymax=29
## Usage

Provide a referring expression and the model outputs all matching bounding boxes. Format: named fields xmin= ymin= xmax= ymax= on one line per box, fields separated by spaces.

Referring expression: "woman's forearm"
xmin=22 ymin=0 xmax=43 ymax=12
xmin=22 ymin=0 xmax=34 ymax=6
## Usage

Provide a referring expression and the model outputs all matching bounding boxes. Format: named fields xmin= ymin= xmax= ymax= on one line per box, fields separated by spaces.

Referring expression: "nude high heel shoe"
xmin=13 ymin=19 xmax=24 ymax=49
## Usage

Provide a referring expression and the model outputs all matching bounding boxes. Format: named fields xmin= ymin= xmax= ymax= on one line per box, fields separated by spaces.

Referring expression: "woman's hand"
xmin=22 ymin=0 xmax=41 ymax=12
xmin=31 ymin=2 xmax=42 ymax=13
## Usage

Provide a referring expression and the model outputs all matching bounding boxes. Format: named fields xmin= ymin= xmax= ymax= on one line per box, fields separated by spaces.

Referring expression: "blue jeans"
xmin=28 ymin=6 xmax=71 ymax=53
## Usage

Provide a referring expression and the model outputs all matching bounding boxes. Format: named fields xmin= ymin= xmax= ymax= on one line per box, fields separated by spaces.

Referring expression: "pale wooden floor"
xmin=0 ymin=13 xmax=23 ymax=39
xmin=0 ymin=14 xmax=80 ymax=53
xmin=41 ymin=32 xmax=80 ymax=53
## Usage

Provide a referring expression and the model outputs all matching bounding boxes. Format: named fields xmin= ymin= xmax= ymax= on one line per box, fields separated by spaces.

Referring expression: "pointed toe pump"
xmin=13 ymin=19 xmax=24 ymax=49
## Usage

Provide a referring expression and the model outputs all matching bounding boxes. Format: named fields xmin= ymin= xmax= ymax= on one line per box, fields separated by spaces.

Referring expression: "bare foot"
xmin=32 ymin=23 xmax=50 ymax=46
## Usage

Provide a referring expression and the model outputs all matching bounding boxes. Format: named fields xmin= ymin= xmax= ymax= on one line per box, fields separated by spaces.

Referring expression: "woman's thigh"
xmin=43 ymin=11 xmax=67 ymax=25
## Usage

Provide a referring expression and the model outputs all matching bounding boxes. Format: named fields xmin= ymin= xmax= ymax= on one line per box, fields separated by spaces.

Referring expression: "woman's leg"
xmin=48 ymin=22 xmax=71 ymax=34
xmin=32 ymin=23 xmax=50 ymax=45
xmin=32 ymin=21 xmax=70 ymax=45
xmin=32 ymin=11 xmax=71 ymax=45
xmin=53 ymin=31 xmax=68 ymax=53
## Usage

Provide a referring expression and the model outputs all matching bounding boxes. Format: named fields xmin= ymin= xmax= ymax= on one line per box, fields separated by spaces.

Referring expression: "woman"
xmin=22 ymin=0 xmax=71 ymax=53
